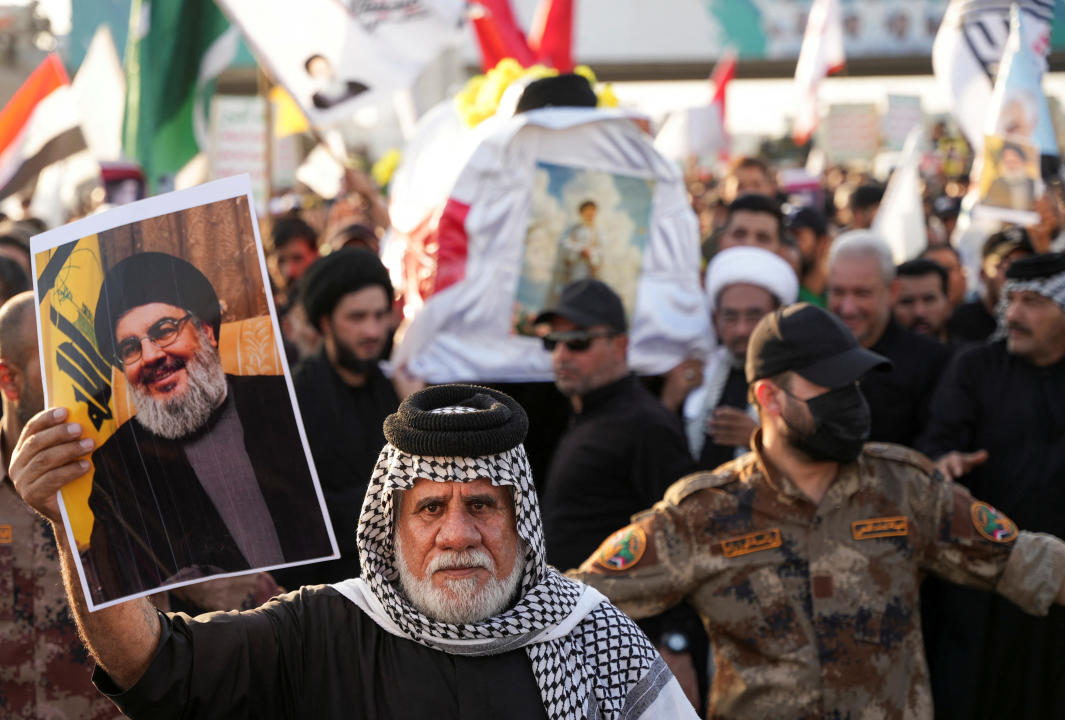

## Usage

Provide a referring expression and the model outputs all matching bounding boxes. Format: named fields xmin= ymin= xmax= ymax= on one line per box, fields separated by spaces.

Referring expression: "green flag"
xmin=123 ymin=0 xmax=235 ymax=192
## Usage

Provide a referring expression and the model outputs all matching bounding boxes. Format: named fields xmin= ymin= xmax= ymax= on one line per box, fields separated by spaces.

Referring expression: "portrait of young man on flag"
xmin=31 ymin=176 xmax=336 ymax=610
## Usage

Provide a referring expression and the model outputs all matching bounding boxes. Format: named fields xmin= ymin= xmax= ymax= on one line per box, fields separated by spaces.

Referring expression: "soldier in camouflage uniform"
xmin=0 ymin=292 xmax=121 ymax=719
xmin=571 ymin=303 xmax=1065 ymax=719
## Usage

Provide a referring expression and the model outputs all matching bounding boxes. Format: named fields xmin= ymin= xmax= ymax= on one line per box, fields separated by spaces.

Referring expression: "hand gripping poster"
xmin=31 ymin=175 xmax=336 ymax=610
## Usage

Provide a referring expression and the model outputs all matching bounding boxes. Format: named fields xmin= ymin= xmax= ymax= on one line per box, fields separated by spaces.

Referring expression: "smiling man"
xmin=84 ymin=252 xmax=331 ymax=603
xmin=9 ymin=384 xmax=697 ymax=719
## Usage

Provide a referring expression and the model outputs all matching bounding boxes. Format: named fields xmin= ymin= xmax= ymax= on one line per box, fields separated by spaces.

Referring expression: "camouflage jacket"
xmin=0 ymin=475 xmax=120 ymax=719
xmin=571 ymin=441 xmax=1065 ymax=720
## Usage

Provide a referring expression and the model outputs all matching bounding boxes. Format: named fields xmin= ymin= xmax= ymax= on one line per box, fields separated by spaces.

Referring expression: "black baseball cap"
xmin=534 ymin=279 xmax=627 ymax=333
xmin=786 ymin=206 xmax=828 ymax=236
xmin=746 ymin=303 xmax=891 ymax=387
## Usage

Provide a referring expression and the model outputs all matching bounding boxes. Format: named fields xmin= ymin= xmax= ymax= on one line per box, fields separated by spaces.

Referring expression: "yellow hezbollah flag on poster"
xmin=35 ymin=235 xmax=116 ymax=549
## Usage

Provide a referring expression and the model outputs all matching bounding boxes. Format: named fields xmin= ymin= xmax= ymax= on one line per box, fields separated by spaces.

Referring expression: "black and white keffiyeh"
xmin=332 ymin=385 xmax=695 ymax=720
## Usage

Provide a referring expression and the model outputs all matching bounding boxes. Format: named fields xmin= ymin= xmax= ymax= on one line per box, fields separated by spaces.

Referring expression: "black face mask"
xmin=783 ymin=384 xmax=871 ymax=464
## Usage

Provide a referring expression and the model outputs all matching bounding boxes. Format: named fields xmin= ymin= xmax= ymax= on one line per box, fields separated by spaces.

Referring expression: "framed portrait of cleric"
xmin=29 ymin=175 xmax=338 ymax=610
xmin=512 ymin=161 xmax=655 ymax=336
xmin=974 ymin=134 xmax=1043 ymax=226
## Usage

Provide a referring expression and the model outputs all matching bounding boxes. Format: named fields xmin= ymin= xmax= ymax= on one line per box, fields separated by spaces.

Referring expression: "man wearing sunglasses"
xmin=81 ymin=252 xmax=332 ymax=604
xmin=533 ymin=279 xmax=706 ymax=707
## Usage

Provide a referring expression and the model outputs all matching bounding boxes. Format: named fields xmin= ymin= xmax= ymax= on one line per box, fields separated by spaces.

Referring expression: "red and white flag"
xmin=793 ymin=0 xmax=845 ymax=146
xmin=0 ymin=54 xmax=91 ymax=201
xmin=655 ymin=50 xmax=736 ymax=164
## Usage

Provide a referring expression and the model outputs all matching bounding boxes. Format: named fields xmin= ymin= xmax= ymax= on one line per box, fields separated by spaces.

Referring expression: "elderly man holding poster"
xmin=11 ymin=384 xmax=698 ymax=719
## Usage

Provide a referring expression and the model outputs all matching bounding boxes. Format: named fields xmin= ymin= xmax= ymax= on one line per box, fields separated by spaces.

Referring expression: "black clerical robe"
xmin=86 ymin=375 xmax=332 ymax=604
xmin=93 ymin=585 xmax=549 ymax=720
xmin=917 ymin=341 xmax=1065 ymax=720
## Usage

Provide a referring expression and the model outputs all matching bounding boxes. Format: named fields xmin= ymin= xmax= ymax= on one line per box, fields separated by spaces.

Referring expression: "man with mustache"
xmin=9 ymin=384 xmax=698 ymax=719
xmin=81 ymin=252 xmax=332 ymax=604
xmin=918 ymin=252 xmax=1065 ymax=720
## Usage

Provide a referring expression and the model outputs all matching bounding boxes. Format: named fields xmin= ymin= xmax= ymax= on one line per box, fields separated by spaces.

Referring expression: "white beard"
xmin=395 ymin=536 xmax=525 ymax=624
xmin=130 ymin=334 xmax=228 ymax=440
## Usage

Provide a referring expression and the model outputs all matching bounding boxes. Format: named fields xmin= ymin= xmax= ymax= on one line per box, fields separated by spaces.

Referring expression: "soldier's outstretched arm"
xmin=10 ymin=407 xmax=161 ymax=689
xmin=567 ymin=487 xmax=704 ymax=618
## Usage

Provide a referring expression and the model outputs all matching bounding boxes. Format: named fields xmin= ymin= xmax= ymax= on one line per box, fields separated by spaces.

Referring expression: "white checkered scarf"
xmin=1004 ymin=270 xmax=1065 ymax=312
xmin=351 ymin=410 xmax=668 ymax=720
xmin=992 ymin=269 xmax=1065 ymax=338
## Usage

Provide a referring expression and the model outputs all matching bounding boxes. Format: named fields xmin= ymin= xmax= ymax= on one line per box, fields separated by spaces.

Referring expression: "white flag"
xmin=793 ymin=0 xmax=845 ymax=145
xmin=217 ymin=0 xmax=466 ymax=128
xmin=873 ymin=126 xmax=927 ymax=265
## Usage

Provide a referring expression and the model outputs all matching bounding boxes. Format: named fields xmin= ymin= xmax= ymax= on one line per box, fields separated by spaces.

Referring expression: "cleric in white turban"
xmin=684 ymin=246 xmax=799 ymax=467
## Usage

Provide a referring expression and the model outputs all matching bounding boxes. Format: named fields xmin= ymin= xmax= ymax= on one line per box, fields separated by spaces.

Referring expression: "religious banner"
xmin=513 ymin=163 xmax=654 ymax=335
xmin=217 ymin=0 xmax=466 ymax=128
xmin=975 ymin=134 xmax=1041 ymax=225
xmin=31 ymin=175 xmax=336 ymax=610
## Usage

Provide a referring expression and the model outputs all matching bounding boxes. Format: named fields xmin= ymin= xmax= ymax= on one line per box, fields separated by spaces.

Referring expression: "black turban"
xmin=94 ymin=252 xmax=220 ymax=367
xmin=300 ymin=247 xmax=393 ymax=328
xmin=383 ymin=384 xmax=528 ymax=457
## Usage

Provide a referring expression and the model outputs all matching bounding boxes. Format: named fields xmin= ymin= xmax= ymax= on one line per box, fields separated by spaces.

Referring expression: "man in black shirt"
xmin=918 ymin=253 xmax=1065 ymax=720
xmin=535 ymin=280 xmax=695 ymax=569
xmin=286 ymin=249 xmax=415 ymax=586
xmin=947 ymin=228 xmax=1033 ymax=343
xmin=534 ymin=280 xmax=705 ymax=707
xmin=827 ymin=231 xmax=949 ymax=446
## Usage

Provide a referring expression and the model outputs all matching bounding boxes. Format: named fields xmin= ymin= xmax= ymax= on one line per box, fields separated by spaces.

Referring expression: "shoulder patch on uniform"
xmin=852 ymin=516 xmax=908 ymax=540
xmin=971 ymin=501 xmax=1018 ymax=543
xmin=665 ymin=469 xmax=737 ymax=505
xmin=595 ymin=525 xmax=647 ymax=571
xmin=0 ymin=524 xmax=10 ymax=543
xmin=862 ymin=443 xmax=936 ymax=475
xmin=721 ymin=528 xmax=782 ymax=558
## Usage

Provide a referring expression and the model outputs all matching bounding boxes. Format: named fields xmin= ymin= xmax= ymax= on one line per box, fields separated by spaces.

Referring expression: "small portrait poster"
xmin=975 ymin=134 xmax=1042 ymax=225
xmin=31 ymin=175 xmax=337 ymax=610
xmin=513 ymin=162 xmax=655 ymax=335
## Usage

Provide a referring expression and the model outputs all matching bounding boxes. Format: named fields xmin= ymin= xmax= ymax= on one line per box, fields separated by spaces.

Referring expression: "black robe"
xmin=917 ymin=341 xmax=1065 ymax=719
xmin=86 ymin=375 xmax=333 ymax=604
xmin=94 ymin=585 xmax=549 ymax=720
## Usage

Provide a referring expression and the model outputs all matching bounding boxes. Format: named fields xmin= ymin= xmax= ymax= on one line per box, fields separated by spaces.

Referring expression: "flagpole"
xmin=258 ymin=67 xmax=274 ymax=234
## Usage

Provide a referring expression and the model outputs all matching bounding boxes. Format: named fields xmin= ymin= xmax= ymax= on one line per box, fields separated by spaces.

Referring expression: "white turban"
xmin=704 ymin=246 xmax=799 ymax=312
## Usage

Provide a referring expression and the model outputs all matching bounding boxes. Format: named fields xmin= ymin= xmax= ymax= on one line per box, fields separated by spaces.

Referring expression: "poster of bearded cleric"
xmin=30 ymin=175 xmax=337 ymax=610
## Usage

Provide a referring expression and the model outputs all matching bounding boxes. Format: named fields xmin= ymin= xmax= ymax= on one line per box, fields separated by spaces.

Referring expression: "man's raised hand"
xmin=10 ymin=407 xmax=94 ymax=524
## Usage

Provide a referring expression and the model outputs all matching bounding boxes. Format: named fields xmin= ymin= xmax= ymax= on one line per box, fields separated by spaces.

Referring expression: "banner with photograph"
xmin=975 ymin=134 xmax=1042 ymax=225
xmin=217 ymin=0 xmax=466 ymax=128
xmin=32 ymin=175 xmax=336 ymax=610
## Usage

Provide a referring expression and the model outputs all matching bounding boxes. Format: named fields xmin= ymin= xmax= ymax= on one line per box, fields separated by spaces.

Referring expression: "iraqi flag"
xmin=0 ymin=54 xmax=90 ymax=202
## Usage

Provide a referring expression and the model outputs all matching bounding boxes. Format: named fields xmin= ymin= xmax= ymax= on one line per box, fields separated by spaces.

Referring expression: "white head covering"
xmin=704 ymin=246 xmax=799 ymax=312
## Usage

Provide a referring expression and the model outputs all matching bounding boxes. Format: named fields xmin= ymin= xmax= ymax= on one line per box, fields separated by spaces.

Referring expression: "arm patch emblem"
xmin=852 ymin=516 xmax=908 ymax=540
xmin=971 ymin=501 xmax=1018 ymax=543
xmin=0 ymin=524 xmax=10 ymax=543
xmin=721 ymin=528 xmax=782 ymax=558
xmin=595 ymin=526 xmax=647 ymax=571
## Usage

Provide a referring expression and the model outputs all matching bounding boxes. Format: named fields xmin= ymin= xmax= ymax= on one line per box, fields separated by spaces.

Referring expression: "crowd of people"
xmin=3 ymin=77 xmax=1065 ymax=719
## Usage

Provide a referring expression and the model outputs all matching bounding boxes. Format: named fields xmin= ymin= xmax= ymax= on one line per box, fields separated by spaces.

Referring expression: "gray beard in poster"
xmin=130 ymin=335 xmax=228 ymax=440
